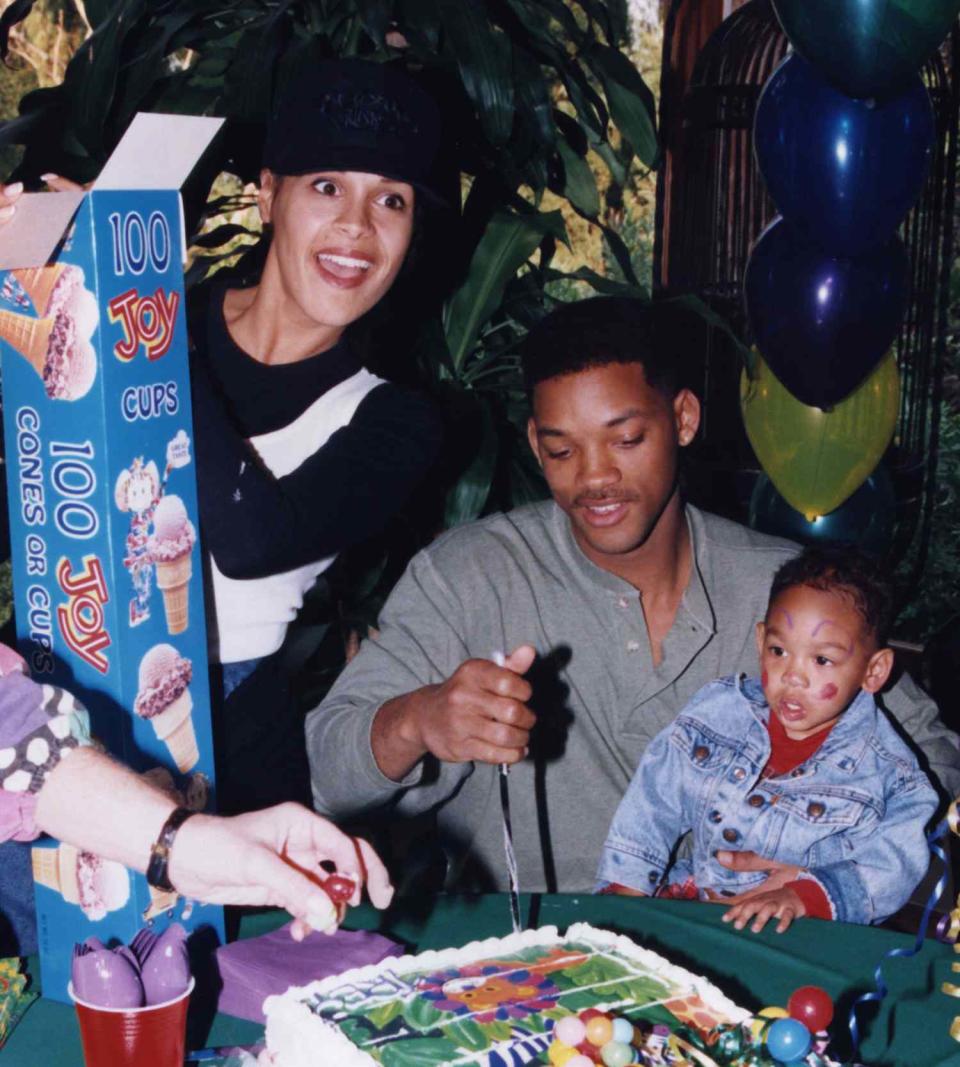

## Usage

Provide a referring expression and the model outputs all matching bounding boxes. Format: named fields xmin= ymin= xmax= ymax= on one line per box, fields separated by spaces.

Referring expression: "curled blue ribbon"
xmin=846 ymin=821 xmax=952 ymax=1059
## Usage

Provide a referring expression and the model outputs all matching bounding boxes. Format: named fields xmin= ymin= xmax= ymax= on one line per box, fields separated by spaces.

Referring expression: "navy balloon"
xmin=749 ymin=468 xmax=895 ymax=557
xmin=744 ymin=217 xmax=908 ymax=409
xmin=755 ymin=55 xmax=935 ymax=255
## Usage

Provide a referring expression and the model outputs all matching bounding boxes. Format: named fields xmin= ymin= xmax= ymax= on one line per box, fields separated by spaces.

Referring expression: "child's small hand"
xmin=721 ymin=885 xmax=805 ymax=934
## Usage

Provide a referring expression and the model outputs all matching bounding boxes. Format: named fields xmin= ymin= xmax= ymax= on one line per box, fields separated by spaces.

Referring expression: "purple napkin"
xmin=214 ymin=924 xmax=402 ymax=1023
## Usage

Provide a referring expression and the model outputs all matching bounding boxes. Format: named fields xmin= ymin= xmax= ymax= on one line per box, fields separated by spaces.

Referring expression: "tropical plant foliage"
xmin=0 ymin=0 xmax=666 ymax=662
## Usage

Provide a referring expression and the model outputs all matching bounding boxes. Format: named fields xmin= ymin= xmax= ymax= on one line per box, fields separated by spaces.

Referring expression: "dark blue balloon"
xmin=749 ymin=468 xmax=895 ymax=556
xmin=744 ymin=217 xmax=908 ymax=409
xmin=755 ymin=55 xmax=935 ymax=255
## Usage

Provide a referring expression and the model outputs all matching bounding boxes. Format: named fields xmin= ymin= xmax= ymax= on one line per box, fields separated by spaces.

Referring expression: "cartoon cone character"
xmin=134 ymin=644 xmax=198 ymax=773
xmin=115 ymin=459 xmax=161 ymax=627
xmin=31 ymin=843 xmax=130 ymax=921
xmin=147 ymin=495 xmax=196 ymax=636
xmin=0 ymin=264 xmax=98 ymax=401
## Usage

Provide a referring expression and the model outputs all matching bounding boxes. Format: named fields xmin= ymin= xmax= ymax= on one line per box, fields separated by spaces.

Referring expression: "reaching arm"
xmin=306 ymin=548 xmax=535 ymax=819
xmin=35 ymin=747 xmax=393 ymax=937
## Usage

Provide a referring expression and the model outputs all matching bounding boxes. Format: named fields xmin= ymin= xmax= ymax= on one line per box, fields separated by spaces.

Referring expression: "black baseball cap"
xmin=263 ymin=57 xmax=455 ymax=212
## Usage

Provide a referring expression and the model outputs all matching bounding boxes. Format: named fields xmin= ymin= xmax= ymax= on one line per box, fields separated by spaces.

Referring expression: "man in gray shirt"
xmin=306 ymin=298 xmax=959 ymax=893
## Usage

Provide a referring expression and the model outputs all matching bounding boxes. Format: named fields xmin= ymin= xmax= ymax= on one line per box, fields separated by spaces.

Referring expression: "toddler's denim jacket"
xmin=597 ymin=675 xmax=938 ymax=923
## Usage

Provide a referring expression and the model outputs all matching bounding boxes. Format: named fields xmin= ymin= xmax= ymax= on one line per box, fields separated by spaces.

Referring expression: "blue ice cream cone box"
xmin=0 ymin=114 xmax=226 ymax=1002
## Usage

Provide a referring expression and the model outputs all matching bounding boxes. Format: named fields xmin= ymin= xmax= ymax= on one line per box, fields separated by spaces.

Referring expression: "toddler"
xmin=597 ymin=546 xmax=938 ymax=932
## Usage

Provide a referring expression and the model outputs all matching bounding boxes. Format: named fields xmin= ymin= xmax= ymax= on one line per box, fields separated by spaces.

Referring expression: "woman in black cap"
xmin=12 ymin=59 xmax=449 ymax=815
xmin=192 ymin=58 xmax=450 ymax=814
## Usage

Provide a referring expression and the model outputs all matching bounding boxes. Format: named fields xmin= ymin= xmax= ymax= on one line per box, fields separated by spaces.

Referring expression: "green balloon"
xmin=740 ymin=351 xmax=900 ymax=521
xmin=772 ymin=0 xmax=960 ymax=98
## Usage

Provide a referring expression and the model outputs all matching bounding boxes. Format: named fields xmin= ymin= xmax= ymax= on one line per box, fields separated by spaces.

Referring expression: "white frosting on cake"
xmin=263 ymin=923 xmax=750 ymax=1067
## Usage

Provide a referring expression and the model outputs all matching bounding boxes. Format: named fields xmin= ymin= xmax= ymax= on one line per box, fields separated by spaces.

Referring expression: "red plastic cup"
xmin=69 ymin=978 xmax=194 ymax=1067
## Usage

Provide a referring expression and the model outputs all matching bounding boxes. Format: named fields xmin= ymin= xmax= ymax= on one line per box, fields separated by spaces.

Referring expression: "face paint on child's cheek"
xmin=818 ymin=683 xmax=838 ymax=701
xmin=761 ymin=670 xmax=768 ymax=688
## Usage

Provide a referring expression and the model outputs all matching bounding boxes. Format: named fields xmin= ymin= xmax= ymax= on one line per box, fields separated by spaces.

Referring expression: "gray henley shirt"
xmin=306 ymin=501 xmax=960 ymax=892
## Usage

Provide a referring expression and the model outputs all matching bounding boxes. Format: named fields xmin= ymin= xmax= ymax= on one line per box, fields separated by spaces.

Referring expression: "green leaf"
xmin=556 ymin=135 xmax=599 ymax=218
xmin=190 ymin=222 xmax=259 ymax=249
xmin=381 ymin=1037 xmax=463 ymax=1067
xmin=444 ymin=209 xmax=563 ymax=372
xmin=353 ymin=0 xmax=392 ymax=45
xmin=544 ymin=265 xmax=648 ymax=301
xmin=442 ymin=1016 xmax=490 ymax=1052
xmin=444 ymin=397 xmax=497 ymax=527
xmin=436 ymin=0 xmax=513 ymax=146
xmin=366 ymin=997 xmax=405 ymax=1030
xmin=587 ymin=44 xmax=659 ymax=168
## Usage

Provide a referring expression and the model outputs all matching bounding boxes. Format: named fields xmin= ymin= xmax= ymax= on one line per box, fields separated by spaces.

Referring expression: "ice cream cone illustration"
xmin=134 ymin=643 xmax=198 ymax=773
xmin=148 ymin=495 xmax=196 ymax=636
xmin=0 ymin=306 xmax=96 ymax=400
xmin=13 ymin=264 xmax=72 ymax=316
xmin=0 ymin=309 xmax=53 ymax=375
xmin=31 ymin=843 xmax=130 ymax=921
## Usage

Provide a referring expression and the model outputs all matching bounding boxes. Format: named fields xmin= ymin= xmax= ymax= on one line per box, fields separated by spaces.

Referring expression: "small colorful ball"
xmin=556 ymin=1016 xmax=588 ymax=1046
xmin=787 ymin=985 xmax=834 ymax=1032
xmin=766 ymin=1018 xmax=812 ymax=1063
xmin=548 ymin=1040 xmax=577 ymax=1065
xmin=750 ymin=1005 xmax=790 ymax=1038
xmin=575 ymin=1040 xmax=604 ymax=1063
xmin=611 ymin=1018 xmax=634 ymax=1044
xmin=322 ymin=874 xmax=356 ymax=904
xmin=585 ymin=1016 xmax=614 ymax=1047
xmin=600 ymin=1040 xmax=634 ymax=1067
xmin=567 ymin=1057 xmax=595 ymax=1067
xmin=580 ymin=1008 xmax=607 ymax=1023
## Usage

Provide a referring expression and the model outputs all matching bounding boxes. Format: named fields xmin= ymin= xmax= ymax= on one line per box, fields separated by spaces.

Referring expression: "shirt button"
xmin=693 ymin=745 xmax=710 ymax=763
xmin=627 ymin=640 xmax=641 ymax=653
xmin=791 ymin=766 xmax=805 ymax=777
xmin=807 ymin=801 xmax=825 ymax=819
xmin=722 ymin=828 xmax=740 ymax=844
xmin=732 ymin=767 xmax=746 ymax=781
xmin=747 ymin=794 xmax=764 ymax=808
xmin=708 ymin=810 xmax=722 ymax=823
xmin=648 ymin=871 xmax=659 ymax=884
xmin=618 ymin=596 xmax=630 ymax=609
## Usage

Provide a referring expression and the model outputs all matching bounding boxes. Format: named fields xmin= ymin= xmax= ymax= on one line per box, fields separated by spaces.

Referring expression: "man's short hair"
xmin=521 ymin=297 xmax=698 ymax=398
xmin=769 ymin=545 xmax=894 ymax=647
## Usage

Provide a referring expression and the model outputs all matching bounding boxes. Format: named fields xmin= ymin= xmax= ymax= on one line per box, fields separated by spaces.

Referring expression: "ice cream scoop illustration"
xmin=148 ymin=494 xmax=196 ymax=636
xmin=31 ymin=843 xmax=130 ymax=921
xmin=0 ymin=265 xmax=99 ymax=401
xmin=134 ymin=643 xmax=198 ymax=773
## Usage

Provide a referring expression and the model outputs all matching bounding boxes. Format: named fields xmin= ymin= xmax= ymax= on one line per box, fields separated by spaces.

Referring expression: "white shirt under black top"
xmin=188 ymin=283 xmax=443 ymax=666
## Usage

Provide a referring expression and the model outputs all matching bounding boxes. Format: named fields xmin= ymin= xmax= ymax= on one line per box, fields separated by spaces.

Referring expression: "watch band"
xmin=146 ymin=806 xmax=195 ymax=892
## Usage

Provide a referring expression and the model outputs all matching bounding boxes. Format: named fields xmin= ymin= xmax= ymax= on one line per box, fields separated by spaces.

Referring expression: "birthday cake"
xmin=262 ymin=923 xmax=751 ymax=1066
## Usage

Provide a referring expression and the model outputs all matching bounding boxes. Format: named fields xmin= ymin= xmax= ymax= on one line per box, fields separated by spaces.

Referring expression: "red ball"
xmin=574 ymin=1039 xmax=604 ymax=1063
xmin=578 ymin=1009 xmax=608 ymax=1024
xmin=323 ymin=874 xmax=357 ymax=904
xmin=787 ymin=986 xmax=834 ymax=1032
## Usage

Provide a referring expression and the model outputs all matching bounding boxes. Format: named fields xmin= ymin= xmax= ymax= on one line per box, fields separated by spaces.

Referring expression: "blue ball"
xmin=611 ymin=1018 xmax=634 ymax=1043
xmin=766 ymin=1017 xmax=812 ymax=1062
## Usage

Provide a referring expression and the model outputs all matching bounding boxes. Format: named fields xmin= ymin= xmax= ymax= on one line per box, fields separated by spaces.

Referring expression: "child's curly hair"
xmin=769 ymin=546 xmax=894 ymax=646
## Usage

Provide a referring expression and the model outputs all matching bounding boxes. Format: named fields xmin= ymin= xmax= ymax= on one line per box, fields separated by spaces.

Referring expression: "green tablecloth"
xmin=6 ymin=893 xmax=960 ymax=1066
